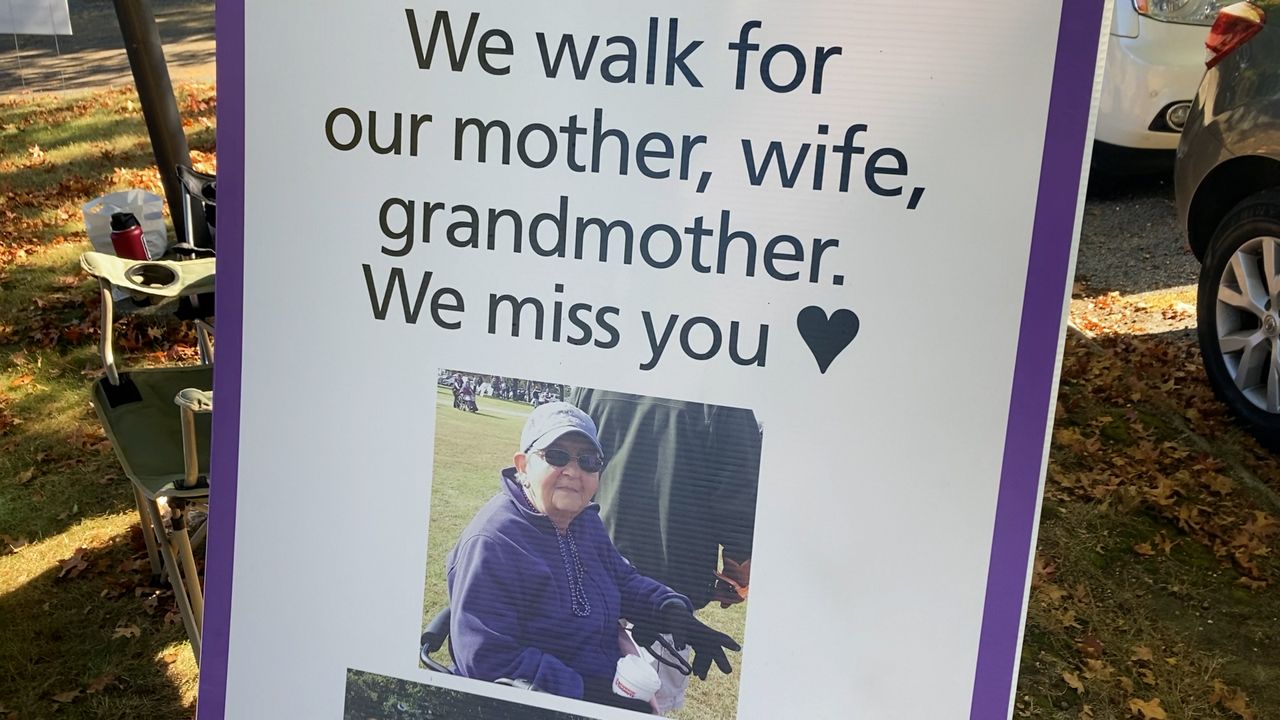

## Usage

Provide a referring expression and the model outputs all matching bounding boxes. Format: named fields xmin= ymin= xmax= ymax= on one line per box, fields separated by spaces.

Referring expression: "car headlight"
xmin=1134 ymin=0 xmax=1226 ymax=25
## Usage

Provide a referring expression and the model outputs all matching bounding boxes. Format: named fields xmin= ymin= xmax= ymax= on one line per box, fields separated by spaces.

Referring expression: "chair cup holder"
xmin=125 ymin=263 xmax=179 ymax=291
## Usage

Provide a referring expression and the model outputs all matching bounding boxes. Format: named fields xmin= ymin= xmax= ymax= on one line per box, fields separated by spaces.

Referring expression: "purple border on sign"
xmin=196 ymin=0 xmax=244 ymax=715
xmin=197 ymin=2 xmax=1106 ymax=717
xmin=969 ymin=2 xmax=1105 ymax=718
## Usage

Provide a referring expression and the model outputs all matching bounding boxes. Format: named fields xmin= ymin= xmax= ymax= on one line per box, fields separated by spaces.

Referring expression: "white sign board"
xmin=1 ymin=0 xmax=70 ymax=35
xmin=201 ymin=1 xmax=1108 ymax=718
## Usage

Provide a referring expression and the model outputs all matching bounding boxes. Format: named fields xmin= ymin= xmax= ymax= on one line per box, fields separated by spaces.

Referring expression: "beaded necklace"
xmin=520 ymin=482 xmax=592 ymax=617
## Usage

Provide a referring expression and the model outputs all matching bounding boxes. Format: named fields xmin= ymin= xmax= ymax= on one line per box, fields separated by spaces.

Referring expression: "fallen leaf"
xmin=1 ymin=534 xmax=29 ymax=553
xmin=51 ymin=688 xmax=80 ymax=703
xmin=86 ymin=673 xmax=116 ymax=693
xmin=112 ymin=624 xmax=141 ymax=639
xmin=8 ymin=373 xmax=33 ymax=388
xmin=1206 ymin=474 xmax=1236 ymax=495
xmin=57 ymin=548 xmax=89 ymax=579
xmin=1131 ymin=646 xmax=1154 ymax=663
xmin=15 ymin=467 xmax=34 ymax=485
xmin=1063 ymin=671 xmax=1085 ymax=693
xmin=1077 ymin=636 xmax=1105 ymax=660
xmin=1128 ymin=697 xmax=1167 ymax=719
xmin=1083 ymin=659 xmax=1114 ymax=681
xmin=1212 ymin=680 xmax=1255 ymax=720
xmin=1237 ymin=577 xmax=1268 ymax=591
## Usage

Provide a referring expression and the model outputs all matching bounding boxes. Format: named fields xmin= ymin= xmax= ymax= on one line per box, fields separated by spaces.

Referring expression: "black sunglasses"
xmin=649 ymin=634 xmax=693 ymax=676
xmin=535 ymin=448 xmax=605 ymax=473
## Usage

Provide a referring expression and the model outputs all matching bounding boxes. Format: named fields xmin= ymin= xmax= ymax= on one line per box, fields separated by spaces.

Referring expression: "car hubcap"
xmin=1216 ymin=236 xmax=1280 ymax=413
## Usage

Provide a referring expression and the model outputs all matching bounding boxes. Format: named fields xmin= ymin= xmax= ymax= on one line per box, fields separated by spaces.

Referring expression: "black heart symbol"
xmin=796 ymin=306 xmax=859 ymax=374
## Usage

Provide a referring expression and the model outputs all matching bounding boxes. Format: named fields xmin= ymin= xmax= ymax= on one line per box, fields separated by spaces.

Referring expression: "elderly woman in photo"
xmin=446 ymin=403 xmax=739 ymax=711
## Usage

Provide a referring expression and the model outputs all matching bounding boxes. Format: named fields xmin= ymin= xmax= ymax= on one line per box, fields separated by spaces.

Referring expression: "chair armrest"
xmin=81 ymin=252 xmax=216 ymax=299
xmin=174 ymin=388 xmax=213 ymax=414
xmin=80 ymin=252 xmax=216 ymax=384
xmin=175 ymin=389 xmax=213 ymax=490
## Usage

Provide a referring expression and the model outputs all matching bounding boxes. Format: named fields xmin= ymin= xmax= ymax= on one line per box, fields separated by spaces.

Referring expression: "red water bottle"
xmin=109 ymin=212 xmax=150 ymax=260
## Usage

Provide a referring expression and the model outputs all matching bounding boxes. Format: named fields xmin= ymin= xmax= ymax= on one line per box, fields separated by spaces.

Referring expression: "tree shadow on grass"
xmin=0 ymin=386 xmax=137 ymax=542
xmin=0 ymin=0 xmax=216 ymax=94
xmin=0 ymin=529 xmax=195 ymax=719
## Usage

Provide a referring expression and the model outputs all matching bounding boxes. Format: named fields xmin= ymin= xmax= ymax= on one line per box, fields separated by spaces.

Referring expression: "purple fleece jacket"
xmin=446 ymin=468 xmax=691 ymax=699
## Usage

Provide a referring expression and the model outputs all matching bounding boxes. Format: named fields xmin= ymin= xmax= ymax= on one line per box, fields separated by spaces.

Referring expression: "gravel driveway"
xmin=1069 ymin=172 xmax=1201 ymax=338
xmin=1076 ymin=175 xmax=1199 ymax=297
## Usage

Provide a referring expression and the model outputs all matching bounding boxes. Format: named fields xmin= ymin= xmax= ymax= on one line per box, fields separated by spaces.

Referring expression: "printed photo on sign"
xmin=421 ymin=370 xmax=762 ymax=718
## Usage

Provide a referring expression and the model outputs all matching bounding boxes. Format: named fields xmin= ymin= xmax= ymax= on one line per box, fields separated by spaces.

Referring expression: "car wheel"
xmin=1197 ymin=190 xmax=1280 ymax=449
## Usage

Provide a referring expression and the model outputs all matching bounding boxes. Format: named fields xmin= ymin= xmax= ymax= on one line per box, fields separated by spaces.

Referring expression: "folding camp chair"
xmin=173 ymin=165 xmax=217 ymax=362
xmin=176 ymin=164 xmax=216 ymax=253
xmin=82 ymin=251 xmax=215 ymax=661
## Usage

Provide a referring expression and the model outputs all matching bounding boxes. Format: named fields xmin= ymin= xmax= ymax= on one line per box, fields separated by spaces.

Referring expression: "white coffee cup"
xmin=612 ymin=654 xmax=661 ymax=703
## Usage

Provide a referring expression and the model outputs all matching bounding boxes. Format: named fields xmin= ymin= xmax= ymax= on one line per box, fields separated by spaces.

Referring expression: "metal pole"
xmin=47 ymin=0 xmax=66 ymax=92
xmin=10 ymin=32 xmax=24 ymax=90
xmin=112 ymin=0 xmax=204 ymax=246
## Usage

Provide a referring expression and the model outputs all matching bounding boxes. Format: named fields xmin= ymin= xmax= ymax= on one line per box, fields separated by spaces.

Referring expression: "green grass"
xmin=0 ymin=83 xmax=216 ymax=720
xmin=422 ymin=387 xmax=747 ymax=719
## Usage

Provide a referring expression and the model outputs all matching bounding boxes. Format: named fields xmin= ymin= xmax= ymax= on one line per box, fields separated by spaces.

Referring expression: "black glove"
xmin=582 ymin=675 xmax=653 ymax=713
xmin=649 ymin=599 xmax=741 ymax=680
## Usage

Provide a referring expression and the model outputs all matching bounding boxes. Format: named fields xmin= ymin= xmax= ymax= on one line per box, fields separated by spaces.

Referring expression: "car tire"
xmin=1197 ymin=189 xmax=1280 ymax=449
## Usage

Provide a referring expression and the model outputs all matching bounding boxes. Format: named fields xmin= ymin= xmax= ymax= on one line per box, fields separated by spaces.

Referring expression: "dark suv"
xmin=1176 ymin=0 xmax=1280 ymax=447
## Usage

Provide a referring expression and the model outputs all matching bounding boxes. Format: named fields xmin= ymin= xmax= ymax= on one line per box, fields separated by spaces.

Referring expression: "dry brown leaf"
xmin=1237 ymin=577 xmax=1268 ymax=591
xmin=1083 ymin=658 xmax=1114 ymax=681
xmin=1206 ymin=474 xmax=1236 ymax=495
xmin=86 ymin=673 xmax=116 ymax=694
xmin=1063 ymin=671 xmax=1085 ymax=693
xmin=1130 ymin=646 xmax=1154 ymax=663
xmin=8 ymin=373 xmax=34 ymax=388
xmin=1132 ymin=542 xmax=1155 ymax=557
xmin=14 ymin=467 xmax=34 ymax=485
xmin=57 ymin=548 xmax=89 ymax=579
xmin=1127 ymin=697 xmax=1167 ymax=719
xmin=1077 ymin=636 xmax=1105 ymax=660
xmin=112 ymin=624 xmax=140 ymax=639
xmin=1212 ymin=680 xmax=1255 ymax=720
xmin=50 ymin=688 xmax=80 ymax=703
xmin=1 ymin=534 xmax=29 ymax=553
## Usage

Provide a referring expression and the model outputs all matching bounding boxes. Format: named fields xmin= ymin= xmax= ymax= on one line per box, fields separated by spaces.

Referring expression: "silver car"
xmin=1175 ymin=0 xmax=1280 ymax=447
